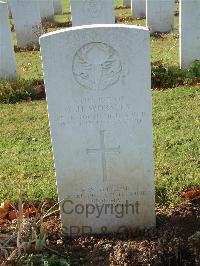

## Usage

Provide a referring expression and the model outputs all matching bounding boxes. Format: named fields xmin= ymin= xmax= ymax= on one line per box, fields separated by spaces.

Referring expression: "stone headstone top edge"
xmin=40 ymin=24 xmax=149 ymax=41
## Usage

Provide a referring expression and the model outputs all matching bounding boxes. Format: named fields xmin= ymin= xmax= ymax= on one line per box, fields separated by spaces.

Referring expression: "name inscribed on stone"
xmin=55 ymin=96 xmax=146 ymax=127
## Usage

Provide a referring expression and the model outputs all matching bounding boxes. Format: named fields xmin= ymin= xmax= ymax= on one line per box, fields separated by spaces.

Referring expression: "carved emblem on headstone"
xmin=83 ymin=0 xmax=102 ymax=18
xmin=73 ymin=42 xmax=122 ymax=90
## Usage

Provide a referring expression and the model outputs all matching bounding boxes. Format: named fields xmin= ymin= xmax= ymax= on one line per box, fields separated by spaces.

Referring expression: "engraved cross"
xmin=86 ymin=130 xmax=120 ymax=182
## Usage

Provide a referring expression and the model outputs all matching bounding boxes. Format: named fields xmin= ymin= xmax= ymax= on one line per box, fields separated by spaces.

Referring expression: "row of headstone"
xmin=128 ymin=0 xmax=200 ymax=66
xmin=1 ymin=0 xmax=199 ymax=74
xmin=130 ymin=0 xmax=175 ymax=33
xmin=8 ymin=0 xmax=62 ymax=48
xmin=0 ymin=0 xmax=63 ymax=79
xmin=71 ymin=0 xmax=174 ymax=33
xmin=7 ymin=0 xmax=176 ymax=49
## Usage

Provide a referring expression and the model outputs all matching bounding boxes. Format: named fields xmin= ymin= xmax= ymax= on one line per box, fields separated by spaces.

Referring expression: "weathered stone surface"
xmin=131 ymin=0 xmax=146 ymax=19
xmin=40 ymin=25 xmax=155 ymax=237
xmin=146 ymin=0 xmax=175 ymax=33
xmin=53 ymin=0 xmax=62 ymax=15
xmin=39 ymin=0 xmax=54 ymax=20
xmin=70 ymin=0 xmax=115 ymax=26
xmin=9 ymin=0 xmax=41 ymax=47
xmin=180 ymin=0 xmax=200 ymax=68
xmin=0 ymin=1 xmax=17 ymax=78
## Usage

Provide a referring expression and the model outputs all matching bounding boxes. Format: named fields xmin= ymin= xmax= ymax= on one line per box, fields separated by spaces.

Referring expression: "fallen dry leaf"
xmin=181 ymin=189 xmax=200 ymax=199
xmin=194 ymin=83 xmax=200 ymax=87
xmin=0 ymin=208 xmax=8 ymax=219
xmin=8 ymin=210 xmax=18 ymax=221
xmin=23 ymin=207 xmax=37 ymax=218
xmin=0 ymin=201 xmax=12 ymax=220
xmin=0 ymin=200 xmax=12 ymax=211
xmin=0 ymin=219 xmax=6 ymax=225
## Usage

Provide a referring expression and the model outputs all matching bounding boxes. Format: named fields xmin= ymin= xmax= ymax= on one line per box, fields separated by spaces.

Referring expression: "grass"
xmin=0 ymin=101 xmax=56 ymax=203
xmin=0 ymin=86 xmax=199 ymax=206
xmin=16 ymin=51 xmax=43 ymax=80
xmin=153 ymin=86 xmax=200 ymax=206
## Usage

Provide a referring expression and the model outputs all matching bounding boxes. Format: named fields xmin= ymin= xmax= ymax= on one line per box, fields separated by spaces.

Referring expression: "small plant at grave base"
xmin=0 ymin=177 xmax=62 ymax=265
xmin=14 ymin=176 xmax=45 ymax=257
xmin=189 ymin=60 xmax=200 ymax=77
xmin=151 ymin=60 xmax=200 ymax=89
xmin=0 ymin=78 xmax=44 ymax=103
xmin=18 ymin=254 xmax=69 ymax=266
xmin=14 ymin=44 xmax=40 ymax=52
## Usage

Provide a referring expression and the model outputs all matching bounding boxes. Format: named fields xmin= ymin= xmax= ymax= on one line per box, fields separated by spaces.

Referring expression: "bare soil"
xmin=1 ymin=201 xmax=199 ymax=265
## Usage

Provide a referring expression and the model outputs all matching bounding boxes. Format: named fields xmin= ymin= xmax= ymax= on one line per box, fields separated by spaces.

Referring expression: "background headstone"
xmin=53 ymin=0 xmax=62 ymax=15
xmin=70 ymin=0 xmax=115 ymax=27
xmin=180 ymin=0 xmax=200 ymax=68
xmin=146 ymin=0 xmax=175 ymax=33
xmin=123 ymin=0 xmax=131 ymax=7
xmin=39 ymin=0 xmax=54 ymax=20
xmin=40 ymin=25 xmax=155 ymax=237
xmin=9 ymin=0 xmax=41 ymax=47
xmin=131 ymin=0 xmax=146 ymax=19
xmin=0 ymin=1 xmax=17 ymax=78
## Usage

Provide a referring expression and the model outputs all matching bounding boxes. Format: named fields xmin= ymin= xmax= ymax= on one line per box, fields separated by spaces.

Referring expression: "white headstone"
xmin=6 ymin=0 xmax=12 ymax=18
xmin=9 ymin=0 xmax=41 ymax=47
xmin=40 ymin=25 xmax=155 ymax=237
xmin=53 ymin=0 xmax=62 ymax=15
xmin=0 ymin=1 xmax=17 ymax=78
xmin=123 ymin=0 xmax=131 ymax=7
xmin=131 ymin=0 xmax=146 ymax=19
xmin=39 ymin=0 xmax=54 ymax=20
xmin=180 ymin=0 xmax=200 ymax=68
xmin=146 ymin=0 xmax=175 ymax=33
xmin=70 ymin=0 xmax=115 ymax=27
